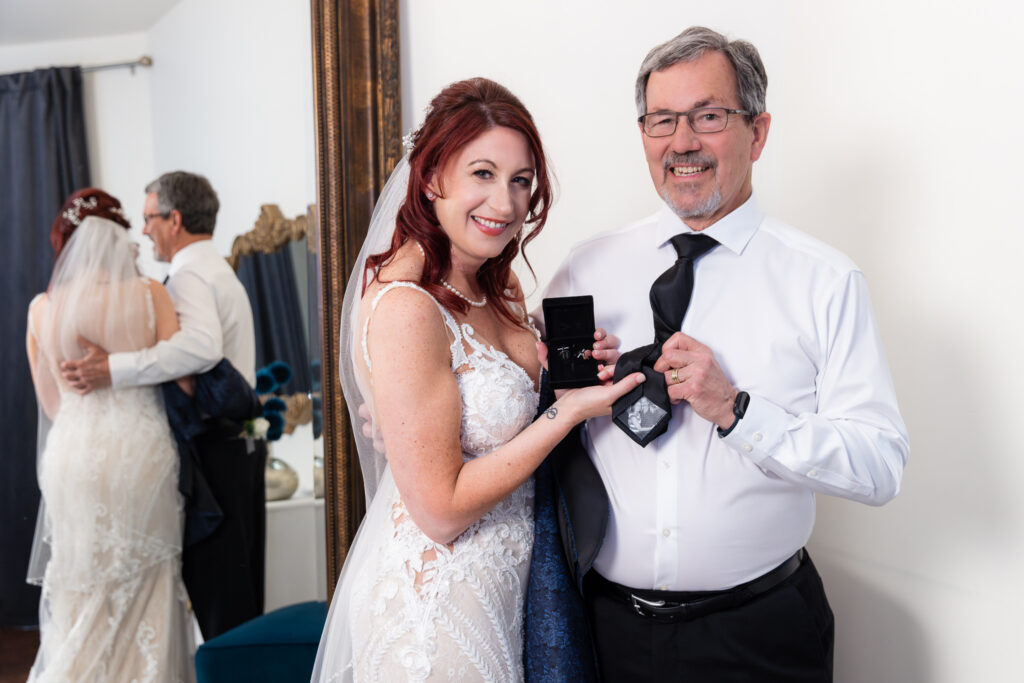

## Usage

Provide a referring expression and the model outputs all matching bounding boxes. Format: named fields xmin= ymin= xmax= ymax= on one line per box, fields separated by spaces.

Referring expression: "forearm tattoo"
xmin=544 ymin=407 xmax=558 ymax=420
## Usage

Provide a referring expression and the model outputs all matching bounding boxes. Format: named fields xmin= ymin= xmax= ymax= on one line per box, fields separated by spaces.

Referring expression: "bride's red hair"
xmin=366 ymin=78 xmax=553 ymax=326
xmin=51 ymin=187 xmax=131 ymax=258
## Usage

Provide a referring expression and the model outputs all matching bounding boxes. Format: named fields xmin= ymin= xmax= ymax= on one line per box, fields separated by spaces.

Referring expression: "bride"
xmin=25 ymin=189 xmax=194 ymax=682
xmin=312 ymin=78 xmax=643 ymax=682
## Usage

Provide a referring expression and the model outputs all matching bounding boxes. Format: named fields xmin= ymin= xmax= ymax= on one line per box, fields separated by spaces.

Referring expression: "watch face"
xmin=734 ymin=391 xmax=750 ymax=418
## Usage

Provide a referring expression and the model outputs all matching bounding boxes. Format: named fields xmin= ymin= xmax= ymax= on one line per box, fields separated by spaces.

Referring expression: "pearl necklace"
xmin=414 ymin=242 xmax=487 ymax=307
xmin=440 ymin=278 xmax=487 ymax=307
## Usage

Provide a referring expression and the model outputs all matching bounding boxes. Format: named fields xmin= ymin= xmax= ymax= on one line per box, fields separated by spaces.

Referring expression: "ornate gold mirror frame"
xmin=310 ymin=0 xmax=401 ymax=595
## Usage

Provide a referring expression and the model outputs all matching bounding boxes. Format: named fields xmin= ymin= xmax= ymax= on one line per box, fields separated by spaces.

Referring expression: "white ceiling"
xmin=0 ymin=0 xmax=182 ymax=45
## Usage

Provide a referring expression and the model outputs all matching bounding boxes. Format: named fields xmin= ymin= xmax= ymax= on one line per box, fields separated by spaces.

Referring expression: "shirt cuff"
xmin=108 ymin=352 xmax=134 ymax=389
xmin=717 ymin=393 xmax=786 ymax=464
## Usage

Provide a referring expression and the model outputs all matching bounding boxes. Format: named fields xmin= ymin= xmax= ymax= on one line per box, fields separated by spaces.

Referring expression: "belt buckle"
xmin=630 ymin=593 xmax=668 ymax=617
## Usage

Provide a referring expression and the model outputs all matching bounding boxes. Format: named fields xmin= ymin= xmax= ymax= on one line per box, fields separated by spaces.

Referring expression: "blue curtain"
xmin=0 ymin=66 xmax=91 ymax=626
xmin=237 ymin=249 xmax=312 ymax=395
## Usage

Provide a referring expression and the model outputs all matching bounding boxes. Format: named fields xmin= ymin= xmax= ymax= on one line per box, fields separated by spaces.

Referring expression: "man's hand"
xmin=59 ymin=336 xmax=112 ymax=395
xmin=592 ymin=328 xmax=620 ymax=382
xmin=652 ymin=332 xmax=737 ymax=429
xmin=537 ymin=327 xmax=622 ymax=387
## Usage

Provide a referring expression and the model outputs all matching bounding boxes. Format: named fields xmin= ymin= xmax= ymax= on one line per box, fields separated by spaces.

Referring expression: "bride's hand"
xmin=548 ymin=371 xmax=644 ymax=423
xmin=358 ymin=402 xmax=387 ymax=455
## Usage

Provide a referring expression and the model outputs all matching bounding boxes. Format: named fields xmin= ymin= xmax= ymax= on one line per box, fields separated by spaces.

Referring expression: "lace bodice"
xmin=363 ymin=281 xmax=539 ymax=458
xmin=343 ymin=281 xmax=540 ymax=682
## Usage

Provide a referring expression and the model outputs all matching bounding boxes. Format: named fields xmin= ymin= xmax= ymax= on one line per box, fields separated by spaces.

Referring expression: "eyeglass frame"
xmin=142 ymin=211 xmax=171 ymax=225
xmin=638 ymin=107 xmax=752 ymax=137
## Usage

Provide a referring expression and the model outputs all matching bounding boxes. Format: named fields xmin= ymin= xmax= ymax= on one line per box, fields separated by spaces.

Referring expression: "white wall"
xmin=143 ymin=0 xmax=317 ymax=482
xmin=147 ymin=0 xmax=316 ymax=258
xmin=402 ymin=1 xmax=1024 ymax=681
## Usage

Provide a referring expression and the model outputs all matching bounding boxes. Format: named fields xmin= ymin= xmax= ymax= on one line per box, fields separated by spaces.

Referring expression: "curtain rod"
xmin=81 ymin=56 xmax=152 ymax=74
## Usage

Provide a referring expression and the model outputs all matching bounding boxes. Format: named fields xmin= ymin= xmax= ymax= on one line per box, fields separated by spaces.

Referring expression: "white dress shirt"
xmin=537 ymin=196 xmax=908 ymax=591
xmin=110 ymin=239 xmax=257 ymax=387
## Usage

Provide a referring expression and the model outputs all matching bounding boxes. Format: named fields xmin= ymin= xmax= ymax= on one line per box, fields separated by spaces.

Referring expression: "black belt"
xmin=591 ymin=548 xmax=805 ymax=622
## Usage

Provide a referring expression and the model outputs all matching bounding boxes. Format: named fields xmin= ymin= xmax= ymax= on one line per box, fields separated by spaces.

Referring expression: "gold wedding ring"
xmin=671 ymin=368 xmax=680 ymax=384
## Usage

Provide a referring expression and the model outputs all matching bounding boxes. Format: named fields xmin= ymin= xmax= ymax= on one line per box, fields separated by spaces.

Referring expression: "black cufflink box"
xmin=542 ymin=295 xmax=601 ymax=389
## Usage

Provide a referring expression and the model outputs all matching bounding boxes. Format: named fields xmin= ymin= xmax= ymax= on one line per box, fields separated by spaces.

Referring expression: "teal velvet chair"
xmin=195 ymin=600 xmax=327 ymax=682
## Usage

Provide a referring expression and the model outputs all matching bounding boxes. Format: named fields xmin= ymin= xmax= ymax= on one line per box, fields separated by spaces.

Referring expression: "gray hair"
xmin=635 ymin=26 xmax=767 ymax=122
xmin=145 ymin=171 xmax=220 ymax=235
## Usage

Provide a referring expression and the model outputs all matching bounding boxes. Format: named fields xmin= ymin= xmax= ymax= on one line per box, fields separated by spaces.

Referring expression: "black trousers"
xmin=585 ymin=553 xmax=834 ymax=682
xmin=182 ymin=433 xmax=266 ymax=640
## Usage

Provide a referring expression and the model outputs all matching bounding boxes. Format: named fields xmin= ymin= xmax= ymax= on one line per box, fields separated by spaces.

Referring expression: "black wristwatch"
xmin=717 ymin=390 xmax=749 ymax=438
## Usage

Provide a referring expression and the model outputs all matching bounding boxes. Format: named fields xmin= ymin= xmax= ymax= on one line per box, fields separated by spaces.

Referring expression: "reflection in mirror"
xmin=1 ymin=0 xmax=323 ymax=647
xmin=231 ymin=205 xmax=319 ymax=498
xmin=231 ymin=205 xmax=313 ymax=399
xmin=228 ymin=203 xmax=326 ymax=612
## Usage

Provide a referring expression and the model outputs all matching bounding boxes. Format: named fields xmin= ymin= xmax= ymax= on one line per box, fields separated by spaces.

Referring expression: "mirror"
xmin=230 ymin=206 xmax=317 ymax=500
xmin=0 ymin=0 xmax=324 ymax=616
xmin=3 ymin=0 xmax=399 ymax=615
xmin=230 ymin=202 xmax=326 ymax=610
xmin=310 ymin=0 xmax=402 ymax=592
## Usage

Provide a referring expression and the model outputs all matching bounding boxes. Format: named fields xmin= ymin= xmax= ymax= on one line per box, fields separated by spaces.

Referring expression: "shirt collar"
xmin=168 ymin=237 xmax=216 ymax=276
xmin=654 ymin=193 xmax=763 ymax=256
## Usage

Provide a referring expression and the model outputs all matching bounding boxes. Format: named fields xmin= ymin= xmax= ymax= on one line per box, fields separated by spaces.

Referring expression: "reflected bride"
xmin=26 ymin=190 xmax=194 ymax=682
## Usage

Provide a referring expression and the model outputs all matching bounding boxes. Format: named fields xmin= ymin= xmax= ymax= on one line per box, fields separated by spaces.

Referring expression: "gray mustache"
xmin=664 ymin=153 xmax=716 ymax=170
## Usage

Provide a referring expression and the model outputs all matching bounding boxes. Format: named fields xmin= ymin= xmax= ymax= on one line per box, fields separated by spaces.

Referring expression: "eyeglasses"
xmin=638 ymin=107 xmax=751 ymax=137
xmin=142 ymin=212 xmax=170 ymax=225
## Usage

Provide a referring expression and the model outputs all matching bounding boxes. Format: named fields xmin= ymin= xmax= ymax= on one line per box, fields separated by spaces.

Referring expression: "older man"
xmin=539 ymin=27 xmax=909 ymax=680
xmin=63 ymin=171 xmax=255 ymax=390
xmin=61 ymin=171 xmax=262 ymax=639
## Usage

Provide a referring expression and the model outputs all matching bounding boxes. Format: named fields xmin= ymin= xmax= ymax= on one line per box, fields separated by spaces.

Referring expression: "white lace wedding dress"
xmin=317 ymin=282 xmax=539 ymax=683
xmin=27 ymin=282 xmax=194 ymax=683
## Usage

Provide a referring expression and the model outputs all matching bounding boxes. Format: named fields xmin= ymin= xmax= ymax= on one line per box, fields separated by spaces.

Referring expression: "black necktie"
xmin=612 ymin=233 xmax=719 ymax=446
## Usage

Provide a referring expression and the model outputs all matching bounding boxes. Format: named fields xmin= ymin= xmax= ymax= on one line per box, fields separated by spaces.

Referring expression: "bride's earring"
xmin=425 ymin=190 xmax=436 ymax=201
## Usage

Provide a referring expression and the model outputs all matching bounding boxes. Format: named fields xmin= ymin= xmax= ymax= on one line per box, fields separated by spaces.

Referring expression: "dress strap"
xmin=27 ymin=293 xmax=45 ymax=344
xmin=362 ymin=281 xmax=466 ymax=375
xmin=506 ymin=293 xmax=541 ymax=341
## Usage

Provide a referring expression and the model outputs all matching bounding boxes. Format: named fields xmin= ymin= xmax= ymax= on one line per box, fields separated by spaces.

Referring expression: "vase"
xmin=313 ymin=455 xmax=324 ymax=499
xmin=265 ymin=447 xmax=299 ymax=501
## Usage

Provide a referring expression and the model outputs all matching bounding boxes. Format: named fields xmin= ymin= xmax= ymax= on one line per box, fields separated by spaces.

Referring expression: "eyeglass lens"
xmin=643 ymin=107 xmax=731 ymax=137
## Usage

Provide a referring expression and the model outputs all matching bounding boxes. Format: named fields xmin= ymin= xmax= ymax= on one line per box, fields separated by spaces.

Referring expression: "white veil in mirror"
xmin=26 ymin=215 xmax=150 ymax=585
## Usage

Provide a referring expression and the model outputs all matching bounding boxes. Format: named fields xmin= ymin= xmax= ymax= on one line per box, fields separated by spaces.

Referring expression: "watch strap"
xmin=716 ymin=391 xmax=749 ymax=438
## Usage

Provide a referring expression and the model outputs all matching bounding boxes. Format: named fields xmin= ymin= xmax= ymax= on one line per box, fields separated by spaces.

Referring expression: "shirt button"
xmin=662 ymin=528 xmax=671 ymax=538
xmin=809 ymin=469 xmax=818 ymax=477
xmin=743 ymin=443 xmax=753 ymax=452
xmin=662 ymin=460 xmax=670 ymax=469
xmin=753 ymin=432 xmax=763 ymax=442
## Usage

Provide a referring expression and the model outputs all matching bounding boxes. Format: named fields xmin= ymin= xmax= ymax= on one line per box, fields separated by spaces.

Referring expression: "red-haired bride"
xmin=312 ymin=78 xmax=643 ymax=681
xmin=26 ymin=189 xmax=194 ymax=682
